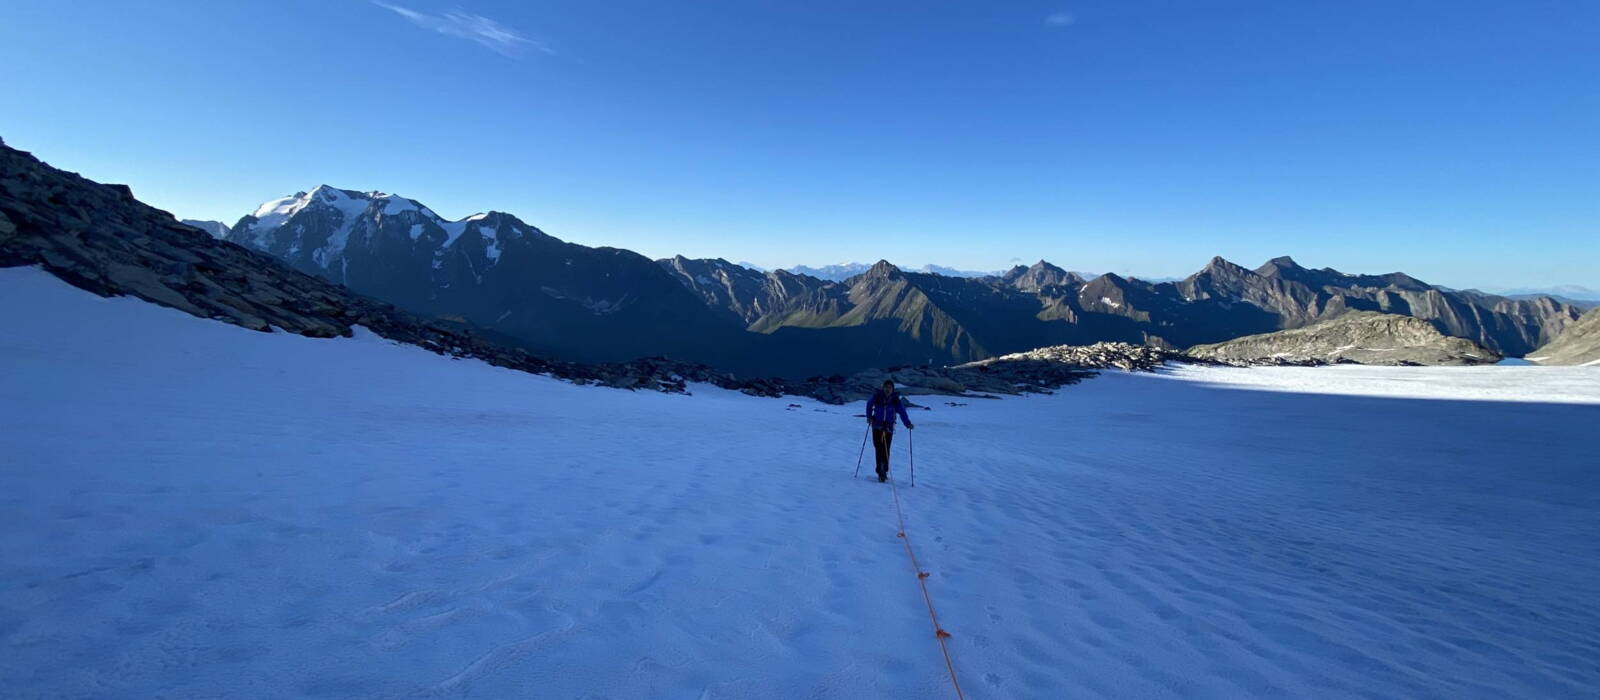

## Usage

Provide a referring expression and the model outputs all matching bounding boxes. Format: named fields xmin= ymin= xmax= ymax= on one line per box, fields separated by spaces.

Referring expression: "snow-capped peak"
xmin=234 ymin=188 xmax=534 ymax=273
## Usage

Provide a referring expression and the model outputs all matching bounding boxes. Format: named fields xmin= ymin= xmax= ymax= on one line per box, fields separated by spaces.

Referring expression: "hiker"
xmin=866 ymin=379 xmax=914 ymax=482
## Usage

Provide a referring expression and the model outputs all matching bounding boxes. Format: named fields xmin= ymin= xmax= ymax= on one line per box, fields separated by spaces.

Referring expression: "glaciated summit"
xmin=226 ymin=185 xmax=522 ymax=279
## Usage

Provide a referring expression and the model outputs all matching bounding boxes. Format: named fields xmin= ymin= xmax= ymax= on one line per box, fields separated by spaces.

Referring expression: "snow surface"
xmin=381 ymin=195 xmax=418 ymax=216
xmin=2 ymin=266 xmax=1598 ymax=698
xmin=439 ymin=220 xmax=470 ymax=248
xmin=1155 ymin=363 xmax=1600 ymax=404
xmin=479 ymin=224 xmax=503 ymax=262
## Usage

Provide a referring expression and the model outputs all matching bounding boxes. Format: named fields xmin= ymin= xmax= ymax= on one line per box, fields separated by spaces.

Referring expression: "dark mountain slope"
xmin=747 ymin=261 xmax=991 ymax=366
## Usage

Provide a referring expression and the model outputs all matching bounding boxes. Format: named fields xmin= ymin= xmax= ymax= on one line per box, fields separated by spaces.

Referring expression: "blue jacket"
xmin=866 ymin=389 xmax=913 ymax=431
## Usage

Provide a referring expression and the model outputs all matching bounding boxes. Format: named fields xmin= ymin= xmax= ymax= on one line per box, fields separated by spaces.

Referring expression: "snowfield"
xmin=2 ymin=265 xmax=1598 ymax=699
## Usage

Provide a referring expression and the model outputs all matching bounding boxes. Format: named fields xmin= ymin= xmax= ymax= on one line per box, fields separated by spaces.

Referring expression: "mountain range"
xmin=0 ymin=138 xmax=1166 ymax=403
xmin=3 ymin=131 xmax=1593 ymax=379
xmin=1489 ymin=285 xmax=1600 ymax=303
xmin=209 ymin=185 xmax=1587 ymax=377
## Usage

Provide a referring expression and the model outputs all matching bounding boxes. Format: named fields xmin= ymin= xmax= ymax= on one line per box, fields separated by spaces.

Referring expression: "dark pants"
xmin=872 ymin=426 xmax=895 ymax=481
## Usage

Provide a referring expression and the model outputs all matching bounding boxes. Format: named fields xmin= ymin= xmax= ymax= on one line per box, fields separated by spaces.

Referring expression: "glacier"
xmin=1 ymin=265 xmax=1597 ymax=698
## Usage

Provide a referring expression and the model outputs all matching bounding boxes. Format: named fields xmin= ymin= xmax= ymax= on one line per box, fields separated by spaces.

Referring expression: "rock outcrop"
xmin=1527 ymin=307 xmax=1600 ymax=366
xmin=1185 ymin=311 xmax=1501 ymax=366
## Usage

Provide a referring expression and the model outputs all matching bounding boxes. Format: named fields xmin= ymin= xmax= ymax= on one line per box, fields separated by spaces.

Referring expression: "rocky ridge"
xmin=1186 ymin=311 xmax=1501 ymax=366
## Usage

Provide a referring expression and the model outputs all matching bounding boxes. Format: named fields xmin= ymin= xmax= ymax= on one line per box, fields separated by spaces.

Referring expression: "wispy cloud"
xmin=1045 ymin=11 xmax=1076 ymax=27
xmin=372 ymin=1 xmax=553 ymax=57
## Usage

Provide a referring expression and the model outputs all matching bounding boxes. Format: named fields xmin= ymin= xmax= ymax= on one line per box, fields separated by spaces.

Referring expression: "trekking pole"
xmin=851 ymin=425 xmax=870 ymax=479
xmin=909 ymin=427 xmax=916 ymax=487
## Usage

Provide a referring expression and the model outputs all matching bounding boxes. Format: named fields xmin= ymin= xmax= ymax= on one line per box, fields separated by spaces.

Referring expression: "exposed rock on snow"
xmin=962 ymin=341 xmax=1184 ymax=372
xmin=1186 ymin=311 xmax=1502 ymax=366
xmin=1527 ymin=306 xmax=1600 ymax=366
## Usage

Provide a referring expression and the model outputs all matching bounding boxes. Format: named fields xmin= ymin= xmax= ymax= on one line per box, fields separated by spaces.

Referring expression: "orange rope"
xmin=888 ymin=472 xmax=967 ymax=700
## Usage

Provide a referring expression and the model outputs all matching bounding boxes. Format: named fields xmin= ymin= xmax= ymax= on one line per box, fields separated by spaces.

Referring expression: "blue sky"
xmin=2 ymin=1 xmax=1595 ymax=288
